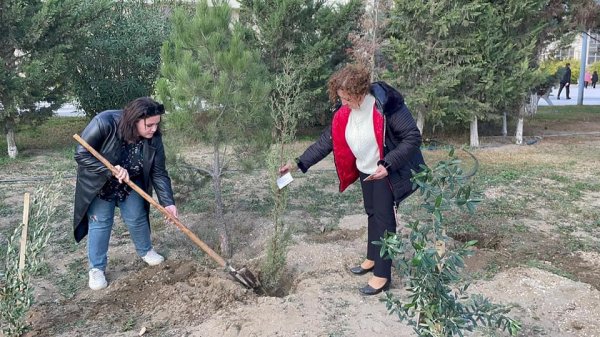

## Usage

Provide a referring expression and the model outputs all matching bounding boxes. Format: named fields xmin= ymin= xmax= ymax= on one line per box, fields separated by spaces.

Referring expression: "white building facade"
xmin=542 ymin=32 xmax=600 ymax=65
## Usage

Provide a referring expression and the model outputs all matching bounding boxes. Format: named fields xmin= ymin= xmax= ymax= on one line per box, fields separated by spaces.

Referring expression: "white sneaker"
xmin=89 ymin=268 xmax=108 ymax=290
xmin=141 ymin=249 xmax=164 ymax=266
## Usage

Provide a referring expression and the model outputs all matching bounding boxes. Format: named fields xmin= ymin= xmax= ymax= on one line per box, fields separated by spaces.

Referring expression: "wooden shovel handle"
xmin=73 ymin=134 xmax=227 ymax=267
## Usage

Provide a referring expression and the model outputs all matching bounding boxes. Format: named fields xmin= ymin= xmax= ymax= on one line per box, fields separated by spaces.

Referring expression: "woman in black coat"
xmin=74 ymin=97 xmax=177 ymax=290
xmin=280 ymin=64 xmax=425 ymax=295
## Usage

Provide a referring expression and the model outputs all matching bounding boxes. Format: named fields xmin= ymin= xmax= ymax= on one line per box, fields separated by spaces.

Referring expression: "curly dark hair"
xmin=118 ymin=97 xmax=165 ymax=143
xmin=327 ymin=64 xmax=371 ymax=103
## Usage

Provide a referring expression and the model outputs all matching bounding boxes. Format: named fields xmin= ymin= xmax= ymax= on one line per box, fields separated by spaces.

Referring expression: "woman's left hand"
xmin=368 ymin=164 xmax=389 ymax=180
xmin=164 ymin=205 xmax=178 ymax=219
xmin=163 ymin=205 xmax=186 ymax=229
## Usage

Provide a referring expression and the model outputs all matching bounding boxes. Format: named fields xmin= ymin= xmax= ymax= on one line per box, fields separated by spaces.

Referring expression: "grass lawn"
xmin=0 ymin=117 xmax=88 ymax=163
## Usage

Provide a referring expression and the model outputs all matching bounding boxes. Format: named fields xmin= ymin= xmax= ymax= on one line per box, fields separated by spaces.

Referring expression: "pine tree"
xmin=156 ymin=0 xmax=271 ymax=257
xmin=238 ymin=0 xmax=363 ymax=126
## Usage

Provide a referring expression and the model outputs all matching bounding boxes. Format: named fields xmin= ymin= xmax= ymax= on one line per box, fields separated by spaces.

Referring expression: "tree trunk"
xmin=502 ymin=111 xmax=507 ymax=137
xmin=416 ymin=110 xmax=425 ymax=135
xmin=6 ymin=124 xmax=18 ymax=158
xmin=515 ymin=117 xmax=524 ymax=145
xmin=212 ymin=141 xmax=231 ymax=257
xmin=525 ymin=93 xmax=540 ymax=117
xmin=470 ymin=117 xmax=479 ymax=148
xmin=515 ymin=95 xmax=536 ymax=145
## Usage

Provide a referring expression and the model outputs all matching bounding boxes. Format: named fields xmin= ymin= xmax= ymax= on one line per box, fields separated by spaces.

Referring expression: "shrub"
xmin=0 ymin=180 xmax=61 ymax=336
xmin=378 ymin=149 xmax=521 ymax=337
xmin=539 ymin=58 xmax=580 ymax=84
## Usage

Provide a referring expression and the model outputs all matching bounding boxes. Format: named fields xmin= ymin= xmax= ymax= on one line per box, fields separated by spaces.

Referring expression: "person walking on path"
xmin=557 ymin=63 xmax=572 ymax=99
xmin=279 ymin=64 xmax=425 ymax=296
xmin=73 ymin=97 xmax=178 ymax=290
xmin=592 ymin=71 xmax=598 ymax=89
xmin=585 ymin=71 xmax=591 ymax=88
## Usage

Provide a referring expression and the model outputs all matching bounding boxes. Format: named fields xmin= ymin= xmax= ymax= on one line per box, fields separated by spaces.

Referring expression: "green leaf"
xmin=433 ymin=210 xmax=443 ymax=224
xmin=435 ymin=194 xmax=443 ymax=208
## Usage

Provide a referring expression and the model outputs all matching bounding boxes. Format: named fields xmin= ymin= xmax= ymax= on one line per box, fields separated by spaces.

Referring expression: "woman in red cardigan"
xmin=280 ymin=64 xmax=425 ymax=295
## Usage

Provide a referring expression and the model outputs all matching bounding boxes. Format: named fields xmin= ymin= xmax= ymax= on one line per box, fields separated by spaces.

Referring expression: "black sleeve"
xmin=383 ymin=105 xmax=422 ymax=171
xmin=150 ymin=136 xmax=175 ymax=207
xmin=297 ymin=127 xmax=333 ymax=173
xmin=74 ymin=117 xmax=112 ymax=178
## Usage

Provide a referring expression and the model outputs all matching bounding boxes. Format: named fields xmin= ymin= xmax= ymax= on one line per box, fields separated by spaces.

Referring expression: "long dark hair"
xmin=118 ymin=97 xmax=165 ymax=143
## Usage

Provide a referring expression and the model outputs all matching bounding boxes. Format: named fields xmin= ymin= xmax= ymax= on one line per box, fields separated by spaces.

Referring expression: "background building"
xmin=542 ymin=32 xmax=600 ymax=64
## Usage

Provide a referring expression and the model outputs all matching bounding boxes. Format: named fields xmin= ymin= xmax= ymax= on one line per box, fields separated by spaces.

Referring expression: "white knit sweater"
xmin=345 ymin=94 xmax=379 ymax=174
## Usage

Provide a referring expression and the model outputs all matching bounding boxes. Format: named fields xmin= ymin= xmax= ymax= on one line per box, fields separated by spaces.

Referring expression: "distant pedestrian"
xmin=557 ymin=63 xmax=572 ymax=100
xmin=585 ymin=71 xmax=591 ymax=88
xmin=592 ymin=71 xmax=598 ymax=88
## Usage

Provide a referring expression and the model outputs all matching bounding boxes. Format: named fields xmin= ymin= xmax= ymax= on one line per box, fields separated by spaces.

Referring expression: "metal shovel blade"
xmin=227 ymin=265 xmax=261 ymax=290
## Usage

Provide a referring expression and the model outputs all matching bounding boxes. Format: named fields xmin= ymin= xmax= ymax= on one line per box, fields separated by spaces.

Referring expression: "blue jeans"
xmin=87 ymin=190 xmax=152 ymax=271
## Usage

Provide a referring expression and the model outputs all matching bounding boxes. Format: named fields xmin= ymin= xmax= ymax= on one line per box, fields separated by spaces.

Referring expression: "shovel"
xmin=73 ymin=134 xmax=260 ymax=290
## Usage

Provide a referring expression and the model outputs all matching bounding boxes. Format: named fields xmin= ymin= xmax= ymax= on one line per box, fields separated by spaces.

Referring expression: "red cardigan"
xmin=330 ymin=104 xmax=385 ymax=192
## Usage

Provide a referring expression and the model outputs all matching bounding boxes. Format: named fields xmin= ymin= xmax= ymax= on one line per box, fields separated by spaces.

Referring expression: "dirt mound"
xmin=27 ymin=261 xmax=254 ymax=336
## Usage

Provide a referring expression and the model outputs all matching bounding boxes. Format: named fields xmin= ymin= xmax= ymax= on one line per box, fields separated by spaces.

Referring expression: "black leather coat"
xmin=73 ymin=110 xmax=175 ymax=242
xmin=297 ymin=81 xmax=425 ymax=203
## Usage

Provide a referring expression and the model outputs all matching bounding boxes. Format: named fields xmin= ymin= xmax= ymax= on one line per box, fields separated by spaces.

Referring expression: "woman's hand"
xmin=165 ymin=205 xmax=178 ymax=219
xmin=279 ymin=161 xmax=297 ymax=175
xmin=163 ymin=205 xmax=183 ymax=228
xmin=368 ymin=164 xmax=389 ymax=180
xmin=113 ymin=165 xmax=130 ymax=184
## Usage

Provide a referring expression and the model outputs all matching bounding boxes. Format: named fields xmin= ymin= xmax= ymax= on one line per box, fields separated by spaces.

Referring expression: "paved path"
xmin=54 ymin=102 xmax=85 ymax=117
xmin=539 ymin=83 xmax=600 ymax=106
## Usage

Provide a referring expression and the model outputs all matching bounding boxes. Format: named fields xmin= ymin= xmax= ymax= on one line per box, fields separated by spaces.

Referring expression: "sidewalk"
xmin=539 ymin=83 xmax=600 ymax=106
xmin=54 ymin=102 xmax=85 ymax=117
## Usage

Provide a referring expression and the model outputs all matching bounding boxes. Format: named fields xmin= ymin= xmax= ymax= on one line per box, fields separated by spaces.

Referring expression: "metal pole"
xmin=577 ymin=32 xmax=588 ymax=105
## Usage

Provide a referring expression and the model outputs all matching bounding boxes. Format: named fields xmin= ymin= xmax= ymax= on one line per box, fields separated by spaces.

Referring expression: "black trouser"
xmin=359 ymin=172 xmax=396 ymax=280
xmin=557 ymin=82 xmax=570 ymax=98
